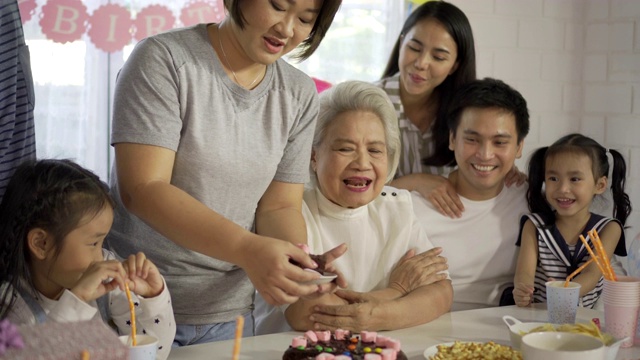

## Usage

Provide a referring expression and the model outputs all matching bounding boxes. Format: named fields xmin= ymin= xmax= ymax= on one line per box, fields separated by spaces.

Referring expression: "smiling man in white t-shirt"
xmin=412 ymin=78 xmax=530 ymax=310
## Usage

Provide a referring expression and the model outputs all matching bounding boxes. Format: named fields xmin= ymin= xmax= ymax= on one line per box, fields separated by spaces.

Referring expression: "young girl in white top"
xmin=514 ymin=134 xmax=630 ymax=309
xmin=0 ymin=160 xmax=175 ymax=359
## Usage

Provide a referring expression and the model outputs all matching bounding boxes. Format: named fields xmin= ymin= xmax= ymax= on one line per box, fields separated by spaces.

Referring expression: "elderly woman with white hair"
xmin=255 ymin=81 xmax=452 ymax=333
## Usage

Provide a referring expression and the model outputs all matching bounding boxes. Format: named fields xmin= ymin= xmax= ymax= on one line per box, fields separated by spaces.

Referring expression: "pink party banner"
xmin=19 ymin=0 xmax=226 ymax=53
xmin=18 ymin=0 xmax=37 ymax=23
xmin=88 ymin=4 xmax=133 ymax=52
xmin=39 ymin=0 xmax=89 ymax=44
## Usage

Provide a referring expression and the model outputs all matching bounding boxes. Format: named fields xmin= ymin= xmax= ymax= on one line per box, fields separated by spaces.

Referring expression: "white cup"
xmin=118 ymin=334 xmax=158 ymax=360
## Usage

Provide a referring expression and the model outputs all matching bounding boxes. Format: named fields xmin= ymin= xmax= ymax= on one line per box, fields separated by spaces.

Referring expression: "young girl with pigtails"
xmin=513 ymin=133 xmax=631 ymax=309
xmin=0 ymin=159 xmax=175 ymax=359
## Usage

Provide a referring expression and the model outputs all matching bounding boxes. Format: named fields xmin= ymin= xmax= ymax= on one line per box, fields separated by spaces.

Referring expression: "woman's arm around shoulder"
xmin=391 ymin=173 xmax=464 ymax=218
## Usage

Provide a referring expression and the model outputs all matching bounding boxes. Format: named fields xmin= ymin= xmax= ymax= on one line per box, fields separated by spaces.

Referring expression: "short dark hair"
xmin=447 ymin=78 xmax=530 ymax=143
xmin=223 ymin=0 xmax=342 ymax=61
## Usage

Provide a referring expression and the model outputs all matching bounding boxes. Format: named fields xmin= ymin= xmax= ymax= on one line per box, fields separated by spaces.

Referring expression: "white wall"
xmin=448 ymin=0 xmax=640 ymax=255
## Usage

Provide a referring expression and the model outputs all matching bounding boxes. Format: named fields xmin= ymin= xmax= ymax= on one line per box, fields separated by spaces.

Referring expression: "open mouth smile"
xmin=472 ymin=164 xmax=497 ymax=172
xmin=343 ymin=178 xmax=372 ymax=189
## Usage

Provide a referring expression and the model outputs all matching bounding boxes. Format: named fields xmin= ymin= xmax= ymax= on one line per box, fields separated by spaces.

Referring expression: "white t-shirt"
xmin=254 ymin=186 xmax=442 ymax=334
xmin=411 ymin=184 xmax=528 ymax=311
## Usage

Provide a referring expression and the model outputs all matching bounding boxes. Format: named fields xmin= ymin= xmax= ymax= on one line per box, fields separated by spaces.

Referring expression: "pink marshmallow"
xmin=291 ymin=336 xmax=307 ymax=348
xmin=364 ymin=354 xmax=382 ymax=360
xmin=304 ymin=330 xmax=318 ymax=343
xmin=315 ymin=354 xmax=335 ymax=360
xmin=360 ymin=331 xmax=377 ymax=343
xmin=385 ymin=339 xmax=401 ymax=352
xmin=334 ymin=356 xmax=352 ymax=360
xmin=315 ymin=330 xmax=331 ymax=342
xmin=381 ymin=349 xmax=397 ymax=360
xmin=375 ymin=335 xmax=389 ymax=347
xmin=334 ymin=329 xmax=349 ymax=340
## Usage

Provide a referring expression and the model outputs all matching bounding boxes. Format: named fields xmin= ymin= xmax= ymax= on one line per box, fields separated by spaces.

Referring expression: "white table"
xmin=168 ymin=305 xmax=640 ymax=360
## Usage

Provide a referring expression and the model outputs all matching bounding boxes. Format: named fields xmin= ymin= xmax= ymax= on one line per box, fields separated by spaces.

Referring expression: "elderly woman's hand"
xmin=309 ymin=290 xmax=388 ymax=332
xmin=388 ymin=248 xmax=448 ymax=296
xmin=505 ymin=165 xmax=527 ymax=187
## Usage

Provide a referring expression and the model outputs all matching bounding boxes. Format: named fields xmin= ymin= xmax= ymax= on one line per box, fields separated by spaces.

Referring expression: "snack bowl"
xmin=521 ymin=332 xmax=605 ymax=360
xmin=503 ymin=316 xmax=629 ymax=360
xmin=502 ymin=315 xmax=547 ymax=349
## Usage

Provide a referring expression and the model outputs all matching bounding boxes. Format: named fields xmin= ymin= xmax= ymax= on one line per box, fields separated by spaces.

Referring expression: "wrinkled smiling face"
xmin=449 ymin=107 xmax=523 ymax=200
xmin=312 ymin=110 xmax=388 ymax=208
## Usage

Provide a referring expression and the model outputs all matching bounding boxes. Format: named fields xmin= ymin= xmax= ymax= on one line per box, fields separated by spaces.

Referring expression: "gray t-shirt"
xmin=108 ymin=24 xmax=319 ymax=324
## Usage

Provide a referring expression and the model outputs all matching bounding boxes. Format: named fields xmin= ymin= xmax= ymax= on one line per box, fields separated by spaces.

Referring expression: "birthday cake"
xmin=283 ymin=330 xmax=407 ymax=360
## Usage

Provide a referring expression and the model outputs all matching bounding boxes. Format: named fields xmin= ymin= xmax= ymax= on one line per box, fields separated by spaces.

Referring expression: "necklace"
xmin=217 ymin=26 xmax=262 ymax=89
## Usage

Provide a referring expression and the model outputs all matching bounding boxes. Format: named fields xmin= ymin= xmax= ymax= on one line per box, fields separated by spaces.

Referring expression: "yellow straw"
xmin=232 ymin=315 xmax=244 ymax=360
xmin=578 ymin=235 xmax=607 ymax=277
xmin=124 ymin=283 xmax=137 ymax=346
xmin=589 ymin=230 xmax=616 ymax=281
xmin=564 ymin=257 xmax=594 ymax=287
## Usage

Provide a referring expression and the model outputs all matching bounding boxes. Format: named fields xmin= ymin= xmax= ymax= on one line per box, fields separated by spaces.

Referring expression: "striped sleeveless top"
xmin=520 ymin=213 xmax=622 ymax=308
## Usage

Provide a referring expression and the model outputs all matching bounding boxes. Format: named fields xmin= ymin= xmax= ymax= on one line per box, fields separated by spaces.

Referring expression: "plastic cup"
xmin=546 ymin=281 xmax=581 ymax=324
xmin=118 ymin=335 xmax=158 ymax=360
xmin=602 ymin=276 xmax=640 ymax=348
xmin=604 ymin=303 xmax=639 ymax=348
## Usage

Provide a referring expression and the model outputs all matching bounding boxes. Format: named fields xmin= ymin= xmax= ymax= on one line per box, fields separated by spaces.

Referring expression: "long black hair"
xmin=527 ymin=133 xmax=631 ymax=227
xmin=382 ymin=1 xmax=476 ymax=167
xmin=0 ymin=159 xmax=114 ymax=319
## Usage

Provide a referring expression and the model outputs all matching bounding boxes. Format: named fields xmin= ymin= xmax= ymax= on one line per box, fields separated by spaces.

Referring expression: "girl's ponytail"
xmin=608 ymin=149 xmax=631 ymax=226
xmin=526 ymin=146 xmax=555 ymax=225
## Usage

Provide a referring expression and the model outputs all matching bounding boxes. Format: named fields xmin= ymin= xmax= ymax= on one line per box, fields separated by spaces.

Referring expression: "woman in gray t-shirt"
xmin=108 ymin=0 xmax=344 ymax=346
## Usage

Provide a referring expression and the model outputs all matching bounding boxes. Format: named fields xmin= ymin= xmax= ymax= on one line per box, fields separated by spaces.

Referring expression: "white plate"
xmin=303 ymin=270 xmax=337 ymax=285
xmin=423 ymin=341 xmax=481 ymax=359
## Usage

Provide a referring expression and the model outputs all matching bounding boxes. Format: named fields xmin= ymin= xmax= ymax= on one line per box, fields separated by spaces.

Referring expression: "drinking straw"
xmin=578 ymin=234 xmax=607 ymax=278
xmin=232 ymin=315 xmax=244 ymax=360
xmin=589 ymin=229 xmax=616 ymax=281
xmin=81 ymin=350 xmax=90 ymax=360
xmin=564 ymin=257 xmax=595 ymax=287
xmin=124 ymin=283 xmax=137 ymax=346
